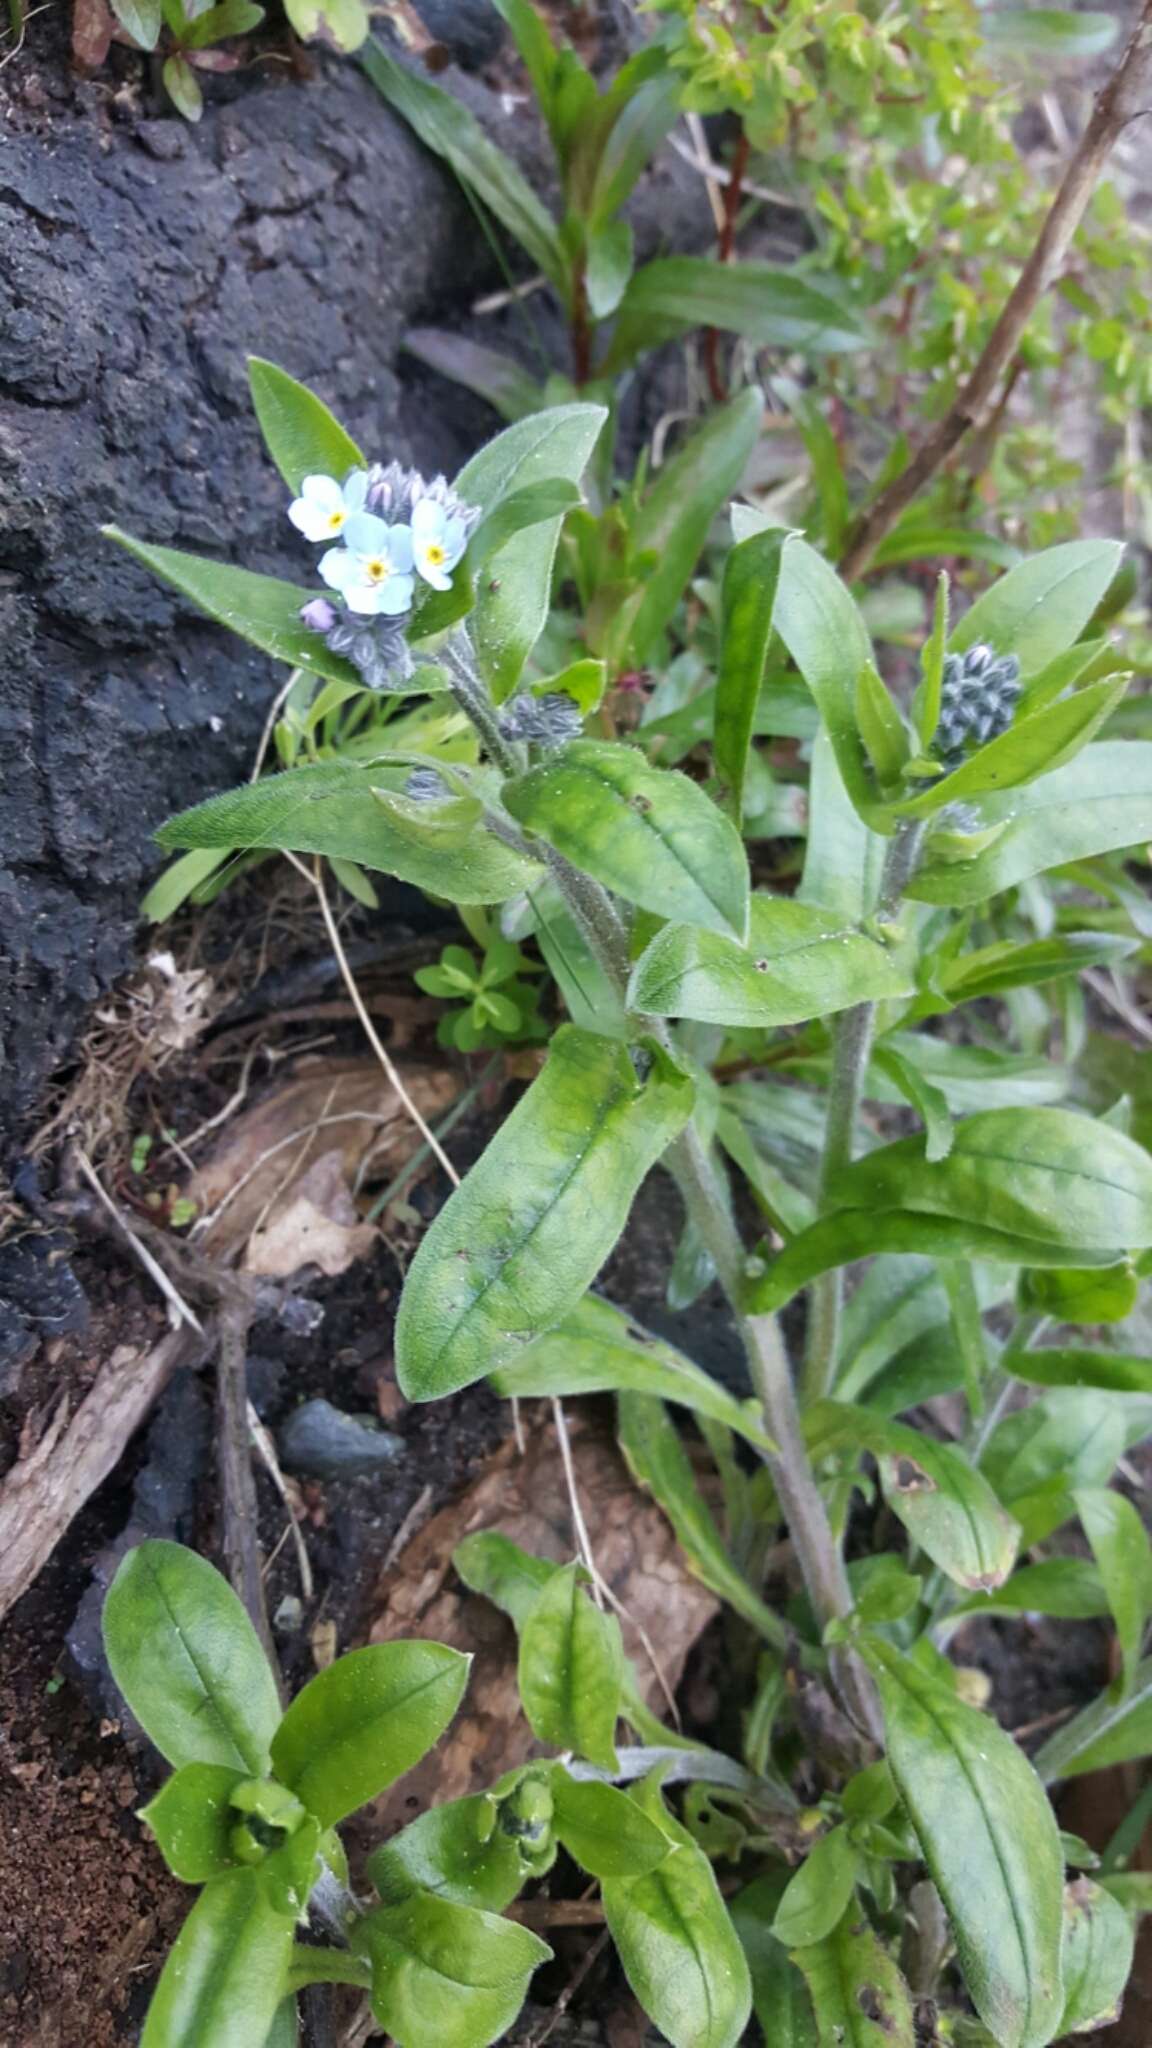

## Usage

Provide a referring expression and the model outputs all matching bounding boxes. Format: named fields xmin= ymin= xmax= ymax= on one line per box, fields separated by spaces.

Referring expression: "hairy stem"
xmin=803 ymin=820 xmax=927 ymax=1403
xmin=838 ymin=0 xmax=1152 ymax=579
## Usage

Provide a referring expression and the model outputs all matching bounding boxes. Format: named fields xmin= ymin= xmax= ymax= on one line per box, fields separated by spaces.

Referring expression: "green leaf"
xmin=395 ymin=1027 xmax=694 ymax=1398
xmin=1019 ymin=1260 xmax=1139 ymax=1324
xmin=936 ymin=930 xmax=1139 ymax=1006
xmin=263 ymin=1999 xmax=298 ymax=2048
xmin=615 ymin=390 xmax=765 ymax=670
xmin=360 ymin=39 xmax=564 ymax=285
xmin=490 ymin=1295 xmax=773 ymax=1452
xmin=454 ymin=405 xmax=607 ymax=699
xmin=156 ymin=764 xmax=541 ymax=905
xmin=551 ymin=1773 xmax=670 ymax=1877
xmin=617 ymin=1393 xmax=787 ymax=1647
xmin=750 ymin=1210 xmax=1119 ymax=1321
xmin=603 ymin=258 xmax=870 ymax=372
xmin=181 ymin=0 xmax=263 ymax=44
xmin=141 ymin=1869 xmax=295 ymax=2048
xmin=791 ymin=1908 xmax=915 ymax=2047
xmin=1009 ymin=1347 xmax=1152 ymax=1394
xmin=270 ymin=1642 xmax=468 ymax=1829
xmin=453 ymin=1532 xmax=558 ymax=1631
xmin=103 ymin=1541 xmax=280 ymax=1775
xmin=585 ymin=217 xmax=635 ymax=319
xmin=855 ymin=662 xmax=910 ymax=788
xmin=467 ymin=478 xmax=583 ymax=567
xmin=111 ymin=0 xmax=161 ymax=46
xmin=601 ymin=1787 xmax=752 ymax=2048
xmin=911 ymin=743 xmax=1152 ymax=907
xmin=355 ymin=1892 xmax=550 ymax=2048
xmin=981 ymin=1389 xmax=1132 ymax=1545
xmin=943 ymin=1558 xmax=1110 ymax=1633
xmin=587 ymin=65 xmax=680 ymax=220
xmin=140 ymin=1763 xmax=246 ymax=1883
xmin=487 ymin=0 xmax=559 ymax=121
xmin=894 ymin=676 xmax=1130 ymax=817
xmin=772 ymin=1827 xmax=859 ymax=1948
xmin=367 ymin=1794 xmax=528 ymax=1912
xmin=949 ymin=541 xmax=1124 ymax=676
xmin=247 ymin=359 xmax=364 ymax=495
xmin=162 ymin=52 xmax=203 ymax=120
xmin=799 ymin=727 xmax=888 ymax=924
xmin=104 ymin=529 xmax=363 ymax=686
xmin=402 ymin=329 xmax=543 ymax=423
xmin=771 ymin=535 xmax=885 ymax=824
xmin=808 ymin=1402 xmax=1019 ymax=1592
xmin=912 ymin=572 xmax=950 ymax=744
xmin=518 ymin=1562 xmax=623 ymax=1769
xmin=872 ymin=1047 xmax=952 ymax=1162
xmin=730 ymin=1875 xmax=819 ymax=2047
xmin=1058 ymin=1877 xmax=1134 ymax=2032
xmin=142 ymin=847 xmax=230 ymax=922
xmin=715 ymin=530 xmax=786 ymax=825
xmin=504 ymin=739 xmax=749 ymax=939
xmin=284 ymin=0 xmax=367 ymax=49
xmin=629 ymin=895 xmax=912 ymax=1026
xmin=1073 ymin=1486 xmax=1152 ymax=1695
xmin=862 ymin=1639 xmax=1064 ymax=2048
xmin=827 ymin=1109 xmax=1152 ymax=1255
xmin=1037 ymin=1658 xmax=1152 ymax=1781
xmin=983 ymin=8 xmax=1119 ymax=60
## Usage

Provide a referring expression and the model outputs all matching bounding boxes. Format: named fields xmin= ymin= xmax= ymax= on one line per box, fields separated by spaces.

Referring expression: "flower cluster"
xmin=932 ymin=644 xmax=1022 ymax=762
xmin=497 ymin=693 xmax=585 ymax=747
xmin=290 ymin=464 xmax=479 ymax=690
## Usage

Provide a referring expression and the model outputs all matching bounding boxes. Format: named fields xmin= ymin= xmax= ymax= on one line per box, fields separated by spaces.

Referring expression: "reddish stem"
xmin=703 ymin=126 xmax=750 ymax=405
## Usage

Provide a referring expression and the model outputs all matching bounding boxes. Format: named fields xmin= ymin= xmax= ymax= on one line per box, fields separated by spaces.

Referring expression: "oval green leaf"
xmin=270 ymin=1642 xmax=469 ymax=1828
xmin=142 ymin=1869 xmax=295 ymax=2048
xmin=730 ymin=1874 xmax=819 ymax=2047
xmin=629 ymin=894 xmax=912 ymax=1025
xmin=791 ymin=1907 xmax=914 ymax=2047
xmin=1074 ymin=1486 xmax=1152 ymax=1694
xmin=551 ymin=1772 xmax=670 ymax=1878
xmin=103 ymin=1540 xmax=281 ymax=1775
xmin=949 ymin=540 xmax=1124 ymax=675
xmin=504 ymin=739 xmax=749 ymax=939
xmin=862 ymin=1639 xmax=1064 ymax=2048
xmin=395 ymin=1027 xmax=694 ymax=1398
xmin=518 ymin=1562 xmax=623 ymax=1770
xmin=355 ymin=1892 xmax=550 ymax=2048
xmin=896 ymin=674 xmax=1129 ymax=816
xmin=772 ymin=1826 xmax=859 ymax=1949
xmin=140 ymin=1762 xmax=247 ymax=1883
xmin=367 ymin=1794 xmax=527 ymax=1912
xmin=1058 ymin=1877 xmax=1134 ymax=2034
xmin=247 ymin=358 xmax=365 ymax=495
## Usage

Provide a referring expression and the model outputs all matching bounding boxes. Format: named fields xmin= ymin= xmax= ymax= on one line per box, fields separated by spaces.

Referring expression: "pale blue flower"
xmin=320 ymin=513 xmax=415 ymax=616
xmin=411 ymin=496 xmax=468 ymax=591
xmin=288 ymin=470 xmax=368 ymax=544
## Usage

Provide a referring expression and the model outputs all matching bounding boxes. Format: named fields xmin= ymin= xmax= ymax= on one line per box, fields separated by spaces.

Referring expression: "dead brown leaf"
xmin=244 ymin=1149 xmax=377 ymax=1279
xmin=362 ymin=1407 xmax=719 ymax=1838
xmin=188 ymin=1054 xmax=456 ymax=1259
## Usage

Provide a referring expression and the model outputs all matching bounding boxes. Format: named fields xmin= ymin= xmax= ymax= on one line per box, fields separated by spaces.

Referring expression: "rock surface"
xmin=278 ymin=1394 xmax=404 ymax=1476
xmin=0 ymin=46 xmax=491 ymax=1154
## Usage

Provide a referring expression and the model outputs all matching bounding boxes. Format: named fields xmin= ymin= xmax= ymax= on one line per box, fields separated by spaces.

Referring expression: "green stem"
xmin=287 ymin=1945 xmax=372 ymax=1993
xmin=803 ymin=819 xmax=927 ymax=1404
xmin=443 ymin=635 xmax=525 ymax=778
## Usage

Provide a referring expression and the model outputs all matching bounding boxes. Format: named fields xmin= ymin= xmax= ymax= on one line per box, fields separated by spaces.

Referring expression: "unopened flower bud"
xmin=498 ymin=692 xmax=584 ymax=747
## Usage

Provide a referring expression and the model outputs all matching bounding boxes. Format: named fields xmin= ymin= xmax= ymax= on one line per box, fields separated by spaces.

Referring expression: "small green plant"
xmin=71 ymin=0 xmax=366 ymax=122
xmin=414 ymin=912 xmax=547 ymax=1051
xmin=107 ymin=356 xmax=1152 ymax=2046
xmin=104 ymin=1538 xmax=693 ymax=2046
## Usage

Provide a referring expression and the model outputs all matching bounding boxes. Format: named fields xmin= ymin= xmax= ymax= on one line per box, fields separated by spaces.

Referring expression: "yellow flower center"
xmin=327 ymin=509 xmax=345 ymax=533
xmin=364 ymin=555 xmax=392 ymax=583
xmin=424 ymin=542 xmax=447 ymax=567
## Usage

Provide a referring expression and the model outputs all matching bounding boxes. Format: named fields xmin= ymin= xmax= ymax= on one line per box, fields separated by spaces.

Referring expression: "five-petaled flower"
xmin=411 ymin=497 xmax=468 ymax=591
xmin=320 ymin=513 xmax=415 ymax=616
xmin=288 ymin=471 xmax=368 ymax=543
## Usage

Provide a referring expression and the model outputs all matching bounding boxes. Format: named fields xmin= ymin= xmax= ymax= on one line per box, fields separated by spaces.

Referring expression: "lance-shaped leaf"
xmin=808 ymin=1401 xmax=1019 ymax=1592
xmin=617 ymin=1392 xmax=787 ymax=1647
xmin=942 ymin=1558 xmax=1110 ymax=1636
xmin=862 ymin=1639 xmax=1064 ymax=2048
xmin=491 ymin=1294 xmax=772 ymax=1451
xmin=828 ymin=1109 xmax=1152 ymax=1255
xmin=749 ymin=1210 xmax=1118 ymax=1320
xmin=730 ymin=1874 xmax=819 ymax=2047
xmin=1036 ymin=1658 xmax=1152 ymax=1782
xmin=629 ymin=895 xmax=912 ymax=1025
xmin=105 ymin=529 xmax=364 ymax=685
xmin=157 ymin=763 xmax=541 ymax=904
xmin=603 ymin=257 xmax=870 ymax=372
xmin=715 ymin=529 xmax=786 ymax=825
xmin=1074 ymin=1486 xmax=1152 ymax=1696
xmin=397 ymin=1028 xmax=694 ymax=1398
xmin=403 ymin=328 xmax=543 ymax=423
xmin=518 ymin=1562 xmax=623 ymax=1769
xmin=505 ymin=739 xmax=749 ymax=939
xmin=1058 ymin=1878 xmax=1135 ymax=2035
xmin=771 ymin=1827 xmax=860 ymax=1948
xmin=601 ymin=1779 xmax=752 ymax=2048
xmin=910 ymin=742 xmax=1152 ymax=907
xmin=791 ymin=1908 xmax=915 ymax=2047
xmin=933 ymin=930 xmax=1139 ymax=1006
xmin=949 ymin=539 xmax=1124 ymax=676
xmin=894 ymin=675 xmax=1130 ymax=816
xmin=247 ymin=357 xmax=365 ymax=494
xmin=771 ymin=533 xmax=889 ymax=825
xmin=142 ymin=1869 xmax=295 ymax=2048
xmin=355 ymin=1892 xmax=550 ymax=2048
xmin=103 ymin=1540 xmax=281 ymax=1775
xmin=453 ymin=405 xmax=607 ymax=699
xmin=271 ymin=1642 xmax=469 ymax=1828
xmin=1010 ymin=1348 xmax=1152 ymax=1395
